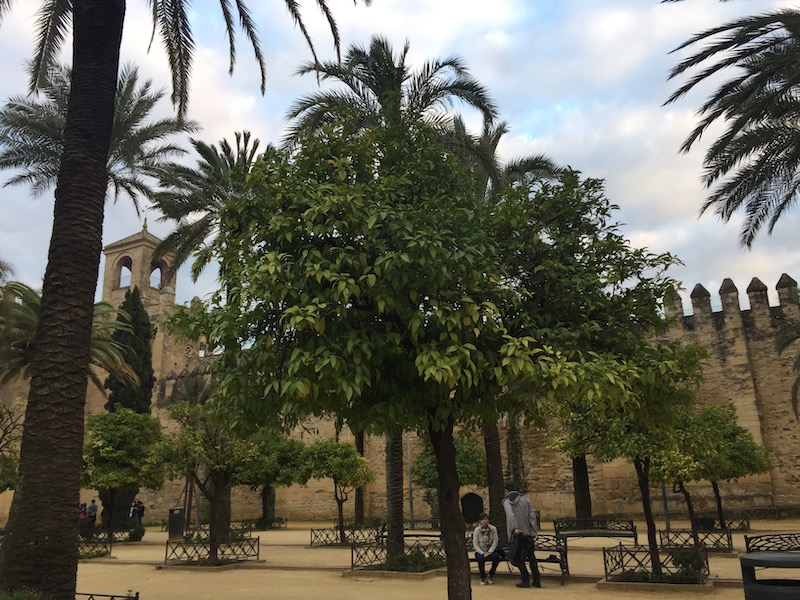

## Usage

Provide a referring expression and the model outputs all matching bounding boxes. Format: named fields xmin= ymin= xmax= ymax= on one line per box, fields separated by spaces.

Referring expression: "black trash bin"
xmin=741 ymin=552 xmax=800 ymax=599
xmin=168 ymin=507 xmax=185 ymax=541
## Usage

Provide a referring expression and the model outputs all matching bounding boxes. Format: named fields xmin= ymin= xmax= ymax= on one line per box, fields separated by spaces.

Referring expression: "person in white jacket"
xmin=472 ymin=512 xmax=502 ymax=585
xmin=502 ymin=482 xmax=541 ymax=588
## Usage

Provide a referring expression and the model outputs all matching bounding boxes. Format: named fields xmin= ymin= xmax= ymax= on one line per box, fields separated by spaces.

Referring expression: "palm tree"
xmin=0 ymin=282 xmax=137 ymax=389
xmin=0 ymin=63 xmax=197 ymax=211
xmin=0 ymin=2 xmax=370 ymax=596
xmin=151 ymin=131 xmax=263 ymax=281
xmin=665 ymin=9 xmax=800 ymax=247
xmin=0 ymin=282 xmax=137 ymax=390
xmin=449 ymin=116 xmax=561 ymax=205
xmin=285 ymin=34 xmax=497 ymax=145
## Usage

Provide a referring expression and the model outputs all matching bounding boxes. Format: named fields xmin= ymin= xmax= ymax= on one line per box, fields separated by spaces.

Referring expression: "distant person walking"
xmin=472 ymin=512 xmax=502 ymax=585
xmin=86 ymin=499 xmax=98 ymax=526
xmin=135 ymin=500 xmax=145 ymax=525
xmin=503 ymin=482 xmax=541 ymax=588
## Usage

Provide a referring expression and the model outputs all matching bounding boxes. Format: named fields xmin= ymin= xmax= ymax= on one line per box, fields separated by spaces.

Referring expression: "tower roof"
xmin=103 ymin=225 xmax=165 ymax=255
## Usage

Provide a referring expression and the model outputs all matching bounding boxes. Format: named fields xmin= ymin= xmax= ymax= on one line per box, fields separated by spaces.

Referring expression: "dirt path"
xmin=75 ymin=519 xmax=800 ymax=599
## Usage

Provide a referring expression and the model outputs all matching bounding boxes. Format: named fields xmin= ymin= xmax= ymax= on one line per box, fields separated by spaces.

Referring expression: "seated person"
xmin=473 ymin=512 xmax=502 ymax=585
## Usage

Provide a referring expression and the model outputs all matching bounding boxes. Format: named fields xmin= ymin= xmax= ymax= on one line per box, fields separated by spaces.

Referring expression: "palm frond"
xmin=29 ymin=0 xmax=71 ymax=92
xmin=0 ymin=62 xmax=196 ymax=209
xmin=154 ymin=0 xmax=194 ymax=120
xmin=152 ymin=130 xmax=262 ymax=279
xmin=286 ymin=33 xmax=497 ymax=156
xmin=0 ymin=282 xmax=136 ymax=390
xmin=666 ymin=9 xmax=800 ymax=246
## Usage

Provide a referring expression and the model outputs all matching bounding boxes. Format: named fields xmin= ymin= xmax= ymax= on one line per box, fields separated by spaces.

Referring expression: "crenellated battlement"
xmin=657 ymin=272 xmax=800 ymax=511
xmin=664 ymin=273 xmax=799 ymax=326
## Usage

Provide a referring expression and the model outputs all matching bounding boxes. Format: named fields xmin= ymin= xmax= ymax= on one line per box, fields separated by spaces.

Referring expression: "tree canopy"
xmin=82 ymin=407 xmax=163 ymax=493
xmin=412 ymin=436 xmax=487 ymax=491
xmin=167 ymin=120 xmax=644 ymax=599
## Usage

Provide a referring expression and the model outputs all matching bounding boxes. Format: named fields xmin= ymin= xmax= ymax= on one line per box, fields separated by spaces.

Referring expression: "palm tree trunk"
xmin=354 ymin=430 xmax=365 ymax=524
xmin=386 ymin=431 xmax=404 ymax=562
xmin=711 ymin=481 xmax=726 ymax=528
xmin=634 ymin=457 xmax=661 ymax=576
xmin=572 ymin=454 xmax=593 ymax=519
xmin=430 ymin=420 xmax=471 ymax=600
xmin=482 ymin=422 xmax=507 ymax=546
xmin=0 ymin=3 xmax=124 ymax=596
xmin=506 ymin=415 xmax=525 ymax=488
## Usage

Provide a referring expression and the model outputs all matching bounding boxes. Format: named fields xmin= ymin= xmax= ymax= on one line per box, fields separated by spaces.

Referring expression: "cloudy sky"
xmin=0 ymin=0 xmax=798 ymax=313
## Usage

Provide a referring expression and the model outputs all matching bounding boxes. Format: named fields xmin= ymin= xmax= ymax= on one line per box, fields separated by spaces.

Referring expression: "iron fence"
xmin=351 ymin=538 xmax=446 ymax=570
xmin=164 ymin=536 xmax=260 ymax=563
xmin=603 ymin=544 xmax=709 ymax=584
xmin=659 ymin=528 xmax=733 ymax=552
xmin=310 ymin=526 xmax=385 ymax=546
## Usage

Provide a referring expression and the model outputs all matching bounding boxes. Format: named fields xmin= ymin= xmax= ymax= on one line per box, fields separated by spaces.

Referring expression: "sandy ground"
xmin=75 ymin=518 xmax=800 ymax=599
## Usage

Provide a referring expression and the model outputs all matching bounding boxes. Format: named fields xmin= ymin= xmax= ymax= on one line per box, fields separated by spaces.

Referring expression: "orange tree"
xmin=586 ymin=342 xmax=707 ymax=576
xmin=169 ymin=121 xmax=636 ymax=600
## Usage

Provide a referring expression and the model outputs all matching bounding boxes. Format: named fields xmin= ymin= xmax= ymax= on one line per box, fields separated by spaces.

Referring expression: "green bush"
xmin=377 ymin=548 xmax=446 ymax=573
xmin=0 ymin=592 xmax=45 ymax=600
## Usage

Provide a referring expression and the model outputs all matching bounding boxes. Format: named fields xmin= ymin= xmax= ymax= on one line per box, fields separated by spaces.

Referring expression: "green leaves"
xmin=306 ymin=438 xmax=373 ymax=493
xmin=82 ymin=408 xmax=164 ymax=491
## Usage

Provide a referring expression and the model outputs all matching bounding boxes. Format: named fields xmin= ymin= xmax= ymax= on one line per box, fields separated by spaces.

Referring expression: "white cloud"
xmin=0 ymin=0 xmax=798 ymax=314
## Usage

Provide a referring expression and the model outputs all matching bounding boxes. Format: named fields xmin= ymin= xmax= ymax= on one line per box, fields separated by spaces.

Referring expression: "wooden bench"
xmin=745 ymin=532 xmax=800 ymax=553
xmin=554 ymin=517 xmax=638 ymax=545
xmin=466 ymin=533 xmax=569 ymax=585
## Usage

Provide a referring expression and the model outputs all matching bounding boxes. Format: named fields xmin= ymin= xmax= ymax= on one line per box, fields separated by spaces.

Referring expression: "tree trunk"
xmin=208 ymin=470 xmax=233 ymax=562
xmin=0 ymin=3 xmax=124 ymax=597
xmin=386 ymin=431 xmax=404 ymax=562
xmin=99 ymin=487 xmax=137 ymax=533
xmin=633 ymin=457 xmax=661 ymax=576
xmin=260 ymin=483 xmax=275 ymax=524
xmin=184 ymin=476 xmax=194 ymax=528
xmin=482 ymin=422 xmax=507 ymax=546
xmin=711 ymin=481 xmax=725 ymax=528
xmin=354 ymin=430 xmax=365 ymax=524
xmin=430 ymin=420 xmax=471 ymax=600
xmin=335 ymin=489 xmax=348 ymax=544
xmin=677 ymin=481 xmax=700 ymax=547
xmin=572 ymin=454 xmax=593 ymax=519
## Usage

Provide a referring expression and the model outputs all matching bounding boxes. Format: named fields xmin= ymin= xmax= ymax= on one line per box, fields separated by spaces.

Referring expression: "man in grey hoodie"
xmin=503 ymin=482 xmax=541 ymax=588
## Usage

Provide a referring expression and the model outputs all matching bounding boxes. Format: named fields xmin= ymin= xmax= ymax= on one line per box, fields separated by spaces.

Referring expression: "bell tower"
xmin=101 ymin=221 xmax=176 ymax=315
xmin=97 ymin=224 xmax=197 ymax=414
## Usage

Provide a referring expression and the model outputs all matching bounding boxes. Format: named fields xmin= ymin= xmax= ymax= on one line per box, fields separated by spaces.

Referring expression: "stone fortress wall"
xmin=2 ymin=226 xmax=798 ymax=524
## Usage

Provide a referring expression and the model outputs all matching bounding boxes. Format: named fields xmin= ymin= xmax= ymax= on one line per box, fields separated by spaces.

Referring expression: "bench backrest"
xmin=745 ymin=533 xmax=800 ymax=553
xmin=554 ymin=518 xmax=635 ymax=533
